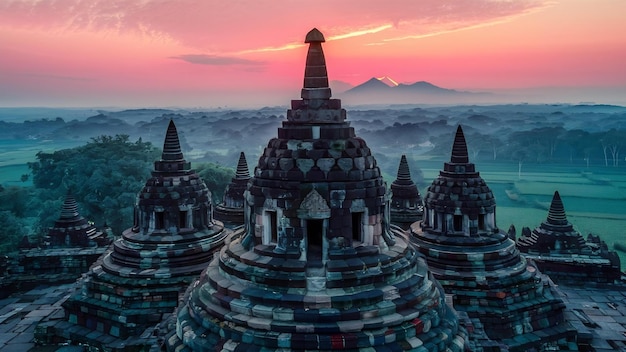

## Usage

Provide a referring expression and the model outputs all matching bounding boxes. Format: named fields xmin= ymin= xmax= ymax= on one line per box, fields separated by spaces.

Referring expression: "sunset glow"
xmin=1 ymin=0 xmax=625 ymax=107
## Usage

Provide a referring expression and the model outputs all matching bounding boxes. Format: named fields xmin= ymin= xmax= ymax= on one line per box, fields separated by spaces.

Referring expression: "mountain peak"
xmin=376 ymin=76 xmax=399 ymax=87
xmin=345 ymin=77 xmax=392 ymax=93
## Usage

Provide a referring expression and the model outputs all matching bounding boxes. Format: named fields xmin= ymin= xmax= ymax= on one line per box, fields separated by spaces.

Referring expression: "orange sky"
xmin=0 ymin=0 xmax=625 ymax=107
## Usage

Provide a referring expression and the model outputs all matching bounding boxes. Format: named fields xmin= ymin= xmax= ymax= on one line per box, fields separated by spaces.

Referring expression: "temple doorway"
xmin=307 ymin=219 xmax=323 ymax=262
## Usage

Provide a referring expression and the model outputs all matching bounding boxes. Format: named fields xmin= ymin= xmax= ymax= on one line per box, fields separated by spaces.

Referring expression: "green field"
xmin=415 ymin=159 xmax=626 ymax=268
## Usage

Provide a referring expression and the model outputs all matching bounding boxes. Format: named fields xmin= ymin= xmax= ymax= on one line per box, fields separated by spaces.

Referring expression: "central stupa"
xmin=165 ymin=28 xmax=465 ymax=351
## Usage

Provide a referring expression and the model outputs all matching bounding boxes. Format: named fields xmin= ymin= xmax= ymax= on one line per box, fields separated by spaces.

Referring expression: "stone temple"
xmin=409 ymin=126 xmax=576 ymax=350
xmin=58 ymin=120 xmax=230 ymax=348
xmin=165 ymin=28 xmax=466 ymax=351
xmin=0 ymin=192 xmax=110 ymax=296
xmin=389 ymin=154 xmax=423 ymax=230
xmin=46 ymin=192 xmax=111 ymax=248
xmin=516 ymin=190 xmax=621 ymax=285
xmin=214 ymin=151 xmax=250 ymax=227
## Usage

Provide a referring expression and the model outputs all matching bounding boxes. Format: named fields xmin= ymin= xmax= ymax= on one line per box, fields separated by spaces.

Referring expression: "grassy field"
xmin=0 ymin=139 xmax=85 ymax=187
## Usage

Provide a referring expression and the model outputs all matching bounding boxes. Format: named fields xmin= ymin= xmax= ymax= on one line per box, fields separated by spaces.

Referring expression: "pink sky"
xmin=1 ymin=0 xmax=625 ymax=107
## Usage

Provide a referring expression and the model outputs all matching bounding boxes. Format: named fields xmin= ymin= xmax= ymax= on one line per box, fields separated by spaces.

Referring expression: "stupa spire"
xmin=286 ymin=28 xmax=346 ymax=124
xmin=546 ymin=191 xmax=568 ymax=226
xmin=302 ymin=28 xmax=330 ymax=98
xmin=396 ymin=154 xmax=412 ymax=183
xmin=59 ymin=191 xmax=80 ymax=220
xmin=235 ymin=152 xmax=250 ymax=180
xmin=450 ymin=125 xmax=469 ymax=164
xmin=162 ymin=119 xmax=184 ymax=161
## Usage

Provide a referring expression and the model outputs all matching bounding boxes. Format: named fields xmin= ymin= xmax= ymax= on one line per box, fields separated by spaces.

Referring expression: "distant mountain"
xmin=397 ymin=81 xmax=458 ymax=94
xmin=329 ymin=80 xmax=354 ymax=94
xmin=341 ymin=77 xmax=494 ymax=105
xmin=345 ymin=77 xmax=392 ymax=93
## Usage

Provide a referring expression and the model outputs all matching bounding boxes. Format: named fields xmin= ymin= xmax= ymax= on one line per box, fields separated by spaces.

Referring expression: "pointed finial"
xmin=305 ymin=28 xmax=325 ymax=43
xmin=60 ymin=192 xmax=80 ymax=220
xmin=450 ymin=125 xmax=469 ymax=164
xmin=162 ymin=120 xmax=184 ymax=161
xmin=235 ymin=152 xmax=250 ymax=180
xmin=396 ymin=155 xmax=412 ymax=182
xmin=547 ymin=191 xmax=568 ymax=225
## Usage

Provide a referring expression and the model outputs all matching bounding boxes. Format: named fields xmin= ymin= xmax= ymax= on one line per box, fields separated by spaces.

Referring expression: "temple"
xmin=410 ymin=126 xmax=576 ymax=350
xmin=213 ymin=151 xmax=250 ymax=227
xmin=165 ymin=28 xmax=466 ymax=352
xmin=389 ymin=154 xmax=423 ymax=230
xmin=54 ymin=120 xmax=230 ymax=349
xmin=517 ymin=191 xmax=621 ymax=285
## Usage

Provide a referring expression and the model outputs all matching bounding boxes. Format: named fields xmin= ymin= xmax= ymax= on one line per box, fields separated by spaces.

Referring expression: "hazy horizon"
xmin=1 ymin=83 xmax=626 ymax=110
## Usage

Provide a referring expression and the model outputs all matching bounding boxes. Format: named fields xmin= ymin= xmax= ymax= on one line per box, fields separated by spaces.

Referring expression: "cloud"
xmin=22 ymin=73 xmax=96 ymax=82
xmin=171 ymin=54 xmax=264 ymax=66
xmin=0 ymin=0 xmax=551 ymax=53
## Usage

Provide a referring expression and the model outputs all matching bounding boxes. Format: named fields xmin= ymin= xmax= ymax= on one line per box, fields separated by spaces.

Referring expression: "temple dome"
xmin=410 ymin=125 xmax=574 ymax=348
xmin=63 ymin=119 xmax=230 ymax=342
xmin=517 ymin=191 xmax=622 ymax=284
xmin=517 ymin=191 xmax=584 ymax=252
xmin=47 ymin=191 xmax=109 ymax=247
xmin=166 ymin=29 xmax=465 ymax=352
xmin=214 ymin=151 xmax=251 ymax=226
xmin=389 ymin=154 xmax=423 ymax=230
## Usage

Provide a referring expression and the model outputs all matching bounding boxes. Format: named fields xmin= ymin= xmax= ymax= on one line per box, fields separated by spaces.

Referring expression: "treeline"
xmin=427 ymin=126 xmax=626 ymax=168
xmin=0 ymin=135 xmax=234 ymax=254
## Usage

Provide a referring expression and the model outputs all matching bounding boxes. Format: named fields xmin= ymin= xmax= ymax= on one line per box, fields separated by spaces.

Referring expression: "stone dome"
xmin=389 ymin=154 xmax=423 ymax=230
xmin=165 ymin=29 xmax=466 ymax=352
xmin=410 ymin=126 xmax=574 ymax=349
xmin=63 ymin=120 xmax=229 ymax=341
xmin=214 ymin=151 xmax=251 ymax=227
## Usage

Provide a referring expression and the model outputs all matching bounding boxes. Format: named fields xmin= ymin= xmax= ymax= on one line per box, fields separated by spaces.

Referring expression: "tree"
xmin=195 ymin=162 xmax=235 ymax=204
xmin=599 ymin=129 xmax=625 ymax=167
xmin=0 ymin=211 xmax=28 ymax=254
xmin=562 ymin=129 xmax=593 ymax=167
xmin=28 ymin=135 xmax=160 ymax=235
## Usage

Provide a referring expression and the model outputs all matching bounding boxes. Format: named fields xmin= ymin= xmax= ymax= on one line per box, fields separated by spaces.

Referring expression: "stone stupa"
xmin=165 ymin=28 xmax=466 ymax=352
xmin=214 ymin=151 xmax=250 ymax=227
xmin=410 ymin=126 xmax=576 ymax=350
xmin=59 ymin=120 xmax=230 ymax=349
xmin=517 ymin=190 xmax=621 ymax=284
xmin=389 ymin=154 xmax=423 ymax=230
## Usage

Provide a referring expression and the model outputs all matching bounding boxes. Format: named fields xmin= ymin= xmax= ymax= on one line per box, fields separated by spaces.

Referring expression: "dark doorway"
xmin=307 ymin=219 xmax=323 ymax=262
xmin=267 ymin=211 xmax=277 ymax=243
xmin=454 ymin=215 xmax=463 ymax=232
xmin=352 ymin=212 xmax=363 ymax=243
xmin=179 ymin=210 xmax=188 ymax=229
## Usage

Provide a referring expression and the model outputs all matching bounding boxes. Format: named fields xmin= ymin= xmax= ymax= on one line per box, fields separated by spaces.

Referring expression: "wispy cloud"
xmin=171 ymin=54 xmax=264 ymax=66
xmin=328 ymin=24 xmax=394 ymax=41
xmin=375 ymin=2 xmax=554 ymax=44
xmin=234 ymin=43 xmax=305 ymax=55
xmin=22 ymin=73 xmax=96 ymax=82
xmin=0 ymin=0 xmax=552 ymax=54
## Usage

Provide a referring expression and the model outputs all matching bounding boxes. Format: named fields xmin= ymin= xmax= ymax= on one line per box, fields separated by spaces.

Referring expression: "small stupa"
xmin=410 ymin=126 xmax=575 ymax=350
xmin=517 ymin=190 xmax=621 ymax=284
xmin=60 ymin=120 xmax=230 ymax=349
xmin=165 ymin=28 xmax=466 ymax=352
xmin=389 ymin=154 xmax=423 ymax=229
xmin=214 ymin=151 xmax=250 ymax=227
xmin=47 ymin=192 xmax=110 ymax=248
xmin=0 ymin=192 xmax=111 ymax=295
